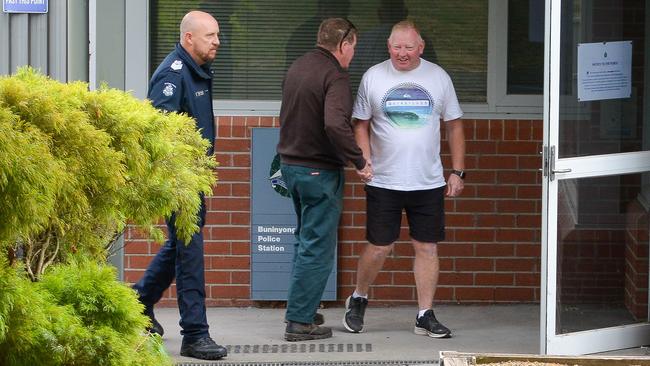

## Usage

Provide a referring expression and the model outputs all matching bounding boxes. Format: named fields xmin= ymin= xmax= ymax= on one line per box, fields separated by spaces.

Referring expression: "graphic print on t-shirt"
xmin=381 ymin=82 xmax=434 ymax=128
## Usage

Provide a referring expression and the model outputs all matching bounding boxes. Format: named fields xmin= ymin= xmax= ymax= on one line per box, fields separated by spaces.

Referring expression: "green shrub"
xmin=0 ymin=258 xmax=172 ymax=366
xmin=0 ymin=67 xmax=209 ymax=363
xmin=38 ymin=259 xmax=148 ymax=335
xmin=0 ymin=67 xmax=217 ymax=280
xmin=0 ymin=106 xmax=64 ymax=249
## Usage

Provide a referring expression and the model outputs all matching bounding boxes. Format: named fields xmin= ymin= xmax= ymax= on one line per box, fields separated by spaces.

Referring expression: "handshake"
xmin=356 ymin=160 xmax=373 ymax=183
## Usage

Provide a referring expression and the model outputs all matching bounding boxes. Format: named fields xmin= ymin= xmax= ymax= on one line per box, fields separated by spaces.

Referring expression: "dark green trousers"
xmin=281 ymin=163 xmax=344 ymax=324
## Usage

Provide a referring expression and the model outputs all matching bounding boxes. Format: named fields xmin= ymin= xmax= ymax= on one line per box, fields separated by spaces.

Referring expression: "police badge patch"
xmin=171 ymin=60 xmax=183 ymax=70
xmin=162 ymin=82 xmax=176 ymax=97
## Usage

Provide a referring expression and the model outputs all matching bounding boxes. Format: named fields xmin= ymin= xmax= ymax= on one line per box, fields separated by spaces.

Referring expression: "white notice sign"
xmin=577 ymin=41 xmax=632 ymax=102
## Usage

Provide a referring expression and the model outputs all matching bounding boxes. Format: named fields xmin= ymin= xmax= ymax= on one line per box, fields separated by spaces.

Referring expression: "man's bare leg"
xmin=343 ymin=243 xmax=393 ymax=333
xmin=412 ymin=239 xmax=451 ymax=338
xmin=412 ymin=239 xmax=439 ymax=310
xmin=354 ymin=243 xmax=394 ymax=295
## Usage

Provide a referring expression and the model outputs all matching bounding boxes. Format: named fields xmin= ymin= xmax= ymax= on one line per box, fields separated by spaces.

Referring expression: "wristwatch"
xmin=451 ymin=169 xmax=466 ymax=180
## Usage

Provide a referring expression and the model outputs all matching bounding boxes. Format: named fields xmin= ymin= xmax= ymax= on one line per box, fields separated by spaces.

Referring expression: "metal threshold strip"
xmin=175 ymin=343 xmax=438 ymax=366
xmin=223 ymin=343 xmax=374 ymax=354
xmin=177 ymin=361 xmax=438 ymax=366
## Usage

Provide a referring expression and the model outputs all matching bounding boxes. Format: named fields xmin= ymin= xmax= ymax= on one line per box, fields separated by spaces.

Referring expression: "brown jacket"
xmin=277 ymin=47 xmax=366 ymax=170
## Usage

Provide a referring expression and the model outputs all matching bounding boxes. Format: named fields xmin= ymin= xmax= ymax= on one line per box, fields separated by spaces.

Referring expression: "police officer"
xmin=132 ymin=10 xmax=226 ymax=360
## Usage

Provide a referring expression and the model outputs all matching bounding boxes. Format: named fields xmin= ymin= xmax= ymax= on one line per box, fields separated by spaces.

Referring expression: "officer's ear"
xmin=182 ymin=31 xmax=193 ymax=46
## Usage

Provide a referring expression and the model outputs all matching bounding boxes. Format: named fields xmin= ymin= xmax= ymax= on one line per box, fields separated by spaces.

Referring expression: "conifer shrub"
xmin=0 ymin=67 xmax=216 ymax=363
xmin=0 ymin=67 xmax=217 ymax=280
xmin=39 ymin=259 xmax=149 ymax=335
xmin=0 ymin=257 xmax=172 ymax=365
xmin=0 ymin=106 xmax=64 ymax=251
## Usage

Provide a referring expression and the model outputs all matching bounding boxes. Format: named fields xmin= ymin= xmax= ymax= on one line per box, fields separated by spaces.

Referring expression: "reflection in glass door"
xmin=556 ymin=175 xmax=648 ymax=334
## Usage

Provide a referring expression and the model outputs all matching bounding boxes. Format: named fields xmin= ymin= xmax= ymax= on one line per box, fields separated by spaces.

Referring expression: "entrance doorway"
xmin=542 ymin=0 xmax=650 ymax=354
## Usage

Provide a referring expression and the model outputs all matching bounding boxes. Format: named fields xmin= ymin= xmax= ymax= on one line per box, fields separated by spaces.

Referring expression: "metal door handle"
xmin=548 ymin=146 xmax=571 ymax=181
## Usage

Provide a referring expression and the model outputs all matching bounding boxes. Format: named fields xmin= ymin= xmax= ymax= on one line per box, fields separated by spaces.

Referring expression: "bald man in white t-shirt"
xmin=343 ymin=20 xmax=466 ymax=339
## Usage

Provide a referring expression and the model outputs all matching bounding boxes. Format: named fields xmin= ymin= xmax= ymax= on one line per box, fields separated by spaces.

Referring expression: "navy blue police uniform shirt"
xmin=148 ymin=43 xmax=215 ymax=155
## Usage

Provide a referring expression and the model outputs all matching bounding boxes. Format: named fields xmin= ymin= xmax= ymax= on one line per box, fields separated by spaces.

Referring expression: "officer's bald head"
xmin=179 ymin=11 xmax=220 ymax=65
xmin=180 ymin=11 xmax=217 ymax=42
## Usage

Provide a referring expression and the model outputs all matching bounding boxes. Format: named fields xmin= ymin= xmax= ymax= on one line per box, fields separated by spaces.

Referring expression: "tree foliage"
xmin=0 ymin=66 xmax=216 ymax=363
xmin=0 ymin=257 xmax=172 ymax=365
xmin=0 ymin=67 xmax=217 ymax=280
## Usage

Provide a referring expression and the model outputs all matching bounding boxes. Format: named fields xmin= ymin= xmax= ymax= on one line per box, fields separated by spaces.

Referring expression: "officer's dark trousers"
xmin=282 ymin=164 xmax=344 ymax=324
xmin=133 ymin=195 xmax=209 ymax=342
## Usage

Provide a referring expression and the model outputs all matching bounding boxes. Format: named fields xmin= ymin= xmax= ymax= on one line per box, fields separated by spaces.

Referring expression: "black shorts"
xmin=365 ymin=185 xmax=445 ymax=245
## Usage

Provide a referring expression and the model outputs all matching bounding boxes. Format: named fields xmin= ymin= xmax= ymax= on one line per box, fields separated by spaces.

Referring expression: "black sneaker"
xmin=285 ymin=321 xmax=332 ymax=341
xmin=343 ymin=295 xmax=368 ymax=333
xmin=414 ymin=309 xmax=452 ymax=338
xmin=144 ymin=308 xmax=164 ymax=336
xmin=180 ymin=337 xmax=228 ymax=360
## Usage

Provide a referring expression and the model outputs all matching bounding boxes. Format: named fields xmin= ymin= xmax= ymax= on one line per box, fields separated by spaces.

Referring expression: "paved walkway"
xmin=154 ymin=304 xmax=648 ymax=365
xmin=157 ymin=304 xmax=537 ymax=364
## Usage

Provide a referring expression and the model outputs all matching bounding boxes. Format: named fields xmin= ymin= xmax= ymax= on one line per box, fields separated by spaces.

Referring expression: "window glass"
xmin=150 ymin=0 xmax=488 ymax=102
xmin=507 ymin=0 xmax=544 ymax=95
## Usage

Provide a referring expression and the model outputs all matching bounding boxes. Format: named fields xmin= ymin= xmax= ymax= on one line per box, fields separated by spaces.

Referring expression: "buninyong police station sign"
xmin=250 ymin=128 xmax=336 ymax=300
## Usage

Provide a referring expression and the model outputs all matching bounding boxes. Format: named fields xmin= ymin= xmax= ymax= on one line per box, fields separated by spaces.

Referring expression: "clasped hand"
xmin=356 ymin=160 xmax=373 ymax=183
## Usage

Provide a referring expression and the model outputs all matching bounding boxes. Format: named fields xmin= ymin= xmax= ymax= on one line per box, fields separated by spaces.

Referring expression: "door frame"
xmin=541 ymin=0 xmax=650 ymax=355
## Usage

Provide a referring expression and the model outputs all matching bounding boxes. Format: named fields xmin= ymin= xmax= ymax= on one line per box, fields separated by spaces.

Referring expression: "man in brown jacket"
xmin=277 ymin=17 xmax=372 ymax=341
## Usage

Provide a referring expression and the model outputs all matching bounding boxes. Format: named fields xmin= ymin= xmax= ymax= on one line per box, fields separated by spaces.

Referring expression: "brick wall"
xmin=124 ymin=117 xmax=544 ymax=306
xmin=625 ymin=199 xmax=649 ymax=319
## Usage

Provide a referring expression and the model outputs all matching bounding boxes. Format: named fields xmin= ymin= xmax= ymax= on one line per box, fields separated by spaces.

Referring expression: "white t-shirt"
xmin=352 ymin=59 xmax=463 ymax=191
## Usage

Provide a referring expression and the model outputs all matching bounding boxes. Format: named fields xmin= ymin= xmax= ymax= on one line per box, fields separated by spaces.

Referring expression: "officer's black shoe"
xmin=144 ymin=308 xmax=164 ymax=336
xmin=285 ymin=321 xmax=332 ymax=341
xmin=180 ymin=337 xmax=228 ymax=360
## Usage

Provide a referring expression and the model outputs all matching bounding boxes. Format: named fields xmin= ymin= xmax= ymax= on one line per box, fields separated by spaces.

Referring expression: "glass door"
xmin=542 ymin=0 xmax=650 ymax=355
